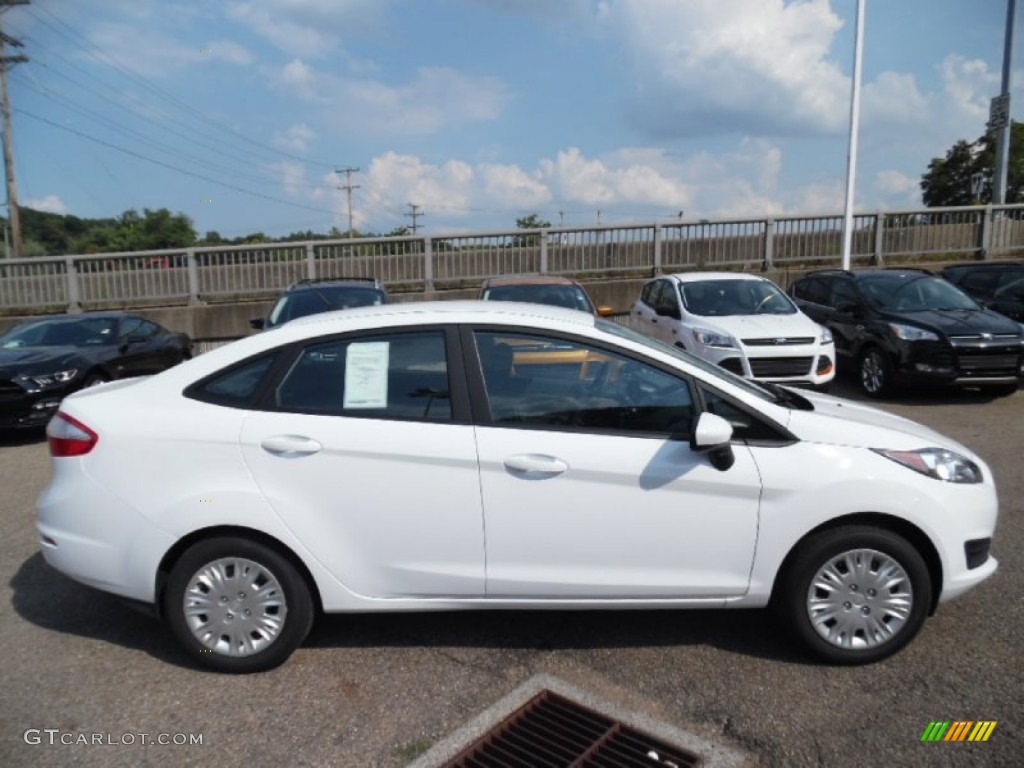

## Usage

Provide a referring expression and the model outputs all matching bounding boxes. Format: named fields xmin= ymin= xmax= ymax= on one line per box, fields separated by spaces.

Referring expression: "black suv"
xmin=251 ymin=277 xmax=388 ymax=331
xmin=941 ymin=261 xmax=1024 ymax=323
xmin=790 ymin=269 xmax=1022 ymax=397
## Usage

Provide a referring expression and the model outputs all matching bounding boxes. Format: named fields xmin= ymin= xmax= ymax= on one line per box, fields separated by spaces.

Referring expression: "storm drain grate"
xmin=443 ymin=689 xmax=702 ymax=768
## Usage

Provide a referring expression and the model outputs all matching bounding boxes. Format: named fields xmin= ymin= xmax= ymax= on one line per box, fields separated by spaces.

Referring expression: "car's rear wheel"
xmin=164 ymin=537 xmax=314 ymax=673
xmin=775 ymin=526 xmax=931 ymax=664
xmin=859 ymin=348 xmax=893 ymax=398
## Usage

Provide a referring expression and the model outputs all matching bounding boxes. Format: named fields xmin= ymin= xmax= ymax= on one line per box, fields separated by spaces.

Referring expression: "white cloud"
xmin=85 ymin=23 xmax=253 ymax=76
xmin=271 ymin=161 xmax=309 ymax=197
xmin=607 ymin=0 xmax=850 ymax=138
xmin=226 ymin=0 xmax=387 ymax=58
xmin=24 ymin=195 xmax=70 ymax=215
xmin=273 ymin=123 xmax=317 ymax=153
xmin=273 ymin=63 xmax=512 ymax=135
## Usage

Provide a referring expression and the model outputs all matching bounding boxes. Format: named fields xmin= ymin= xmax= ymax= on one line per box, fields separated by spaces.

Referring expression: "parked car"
xmin=941 ymin=261 xmax=1024 ymax=323
xmin=631 ymin=272 xmax=835 ymax=388
xmin=790 ymin=268 xmax=1023 ymax=397
xmin=480 ymin=274 xmax=614 ymax=316
xmin=0 ymin=312 xmax=191 ymax=430
xmin=38 ymin=301 xmax=998 ymax=672
xmin=251 ymin=277 xmax=387 ymax=331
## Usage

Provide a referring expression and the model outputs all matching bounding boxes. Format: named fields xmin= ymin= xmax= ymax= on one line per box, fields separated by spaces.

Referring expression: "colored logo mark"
xmin=921 ymin=721 xmax=997 ymax=742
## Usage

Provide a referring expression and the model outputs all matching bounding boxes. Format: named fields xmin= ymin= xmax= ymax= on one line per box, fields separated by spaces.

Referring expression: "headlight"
xmin=820 ymin=325 xmax=833 ymax=344
xmin=692 ymin=329 xmax=736 ymax=348
xmin=889 ymin=322 xmax=939 ymax=342
xmin=15 ymin=369 xmax=79 ymax=392
xmin=873 ymin=447 xmax=982 ymax=484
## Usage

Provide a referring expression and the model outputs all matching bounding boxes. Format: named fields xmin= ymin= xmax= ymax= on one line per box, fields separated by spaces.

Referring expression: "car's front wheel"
xmin=775 ymin=526 xmax=931 ymax=664
xmin=164 ymin=537 xmax=314 ymax=673
xmin=859 ymin=348 xmax=893 ymax=398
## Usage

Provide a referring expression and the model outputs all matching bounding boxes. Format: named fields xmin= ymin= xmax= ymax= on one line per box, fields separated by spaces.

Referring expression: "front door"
xmin=471 ymin=329 xmax=761 ymax=599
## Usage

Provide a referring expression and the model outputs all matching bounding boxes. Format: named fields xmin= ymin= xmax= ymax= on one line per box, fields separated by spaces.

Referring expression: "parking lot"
xmin=0 ymin=374 xmax=1021 ymax=767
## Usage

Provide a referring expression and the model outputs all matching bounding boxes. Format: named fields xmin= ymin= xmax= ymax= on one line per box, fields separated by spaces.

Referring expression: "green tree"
xmin=921 ymin=121 xmax=1024 ymax=206
xmin=512 ymin=212 xmax=551 ymax=247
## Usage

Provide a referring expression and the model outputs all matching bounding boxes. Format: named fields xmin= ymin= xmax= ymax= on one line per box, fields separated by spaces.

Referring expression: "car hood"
xmin=881 ymin=307 xmax=1022 ymax=336
xmin=693 ymin=313 xmax=824 ymax=340
xmin=0 ymin=346 xmax=86 ymax=374
xmin=784 ymin=389 xmax=974 ymax=454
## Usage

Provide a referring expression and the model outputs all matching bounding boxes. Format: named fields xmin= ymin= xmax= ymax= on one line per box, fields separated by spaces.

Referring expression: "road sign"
xmin=990 ymin=94 xmax=1011 ymax=130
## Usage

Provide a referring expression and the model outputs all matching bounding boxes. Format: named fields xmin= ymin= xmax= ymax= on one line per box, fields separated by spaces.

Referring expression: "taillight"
xmin=47 ymin=412 xmax=99 ymax=457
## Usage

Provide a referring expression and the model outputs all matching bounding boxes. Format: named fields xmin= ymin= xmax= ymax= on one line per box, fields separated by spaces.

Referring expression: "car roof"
xmin=943 ymin=261 xmax=1024 ymax=270
xmin=285 ymin=277 xmax=384 ymax=292
xmin=481 ymin=274 xmax=579 ymax=288
xmin=14 ymin=311 xmax=134 ymax=322
xmin=665 ymin=272 xmax=773 ymax=283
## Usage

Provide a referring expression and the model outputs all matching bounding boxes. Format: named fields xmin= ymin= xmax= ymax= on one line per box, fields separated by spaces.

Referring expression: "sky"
xmin=5 ymin=0 xmax=1023 ymax=241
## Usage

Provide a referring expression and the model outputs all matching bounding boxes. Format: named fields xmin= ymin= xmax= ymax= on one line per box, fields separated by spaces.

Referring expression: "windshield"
xmin=859 ymin=275 xmax=978 ymax=311
xmin=595 ymin=319 xmax=777 ymax=403
xmin=269 ymin=286 xmax=385 ymax=326
xmin=0 ymin=318 xmax=118 ymax=348
xmin=483 ymin=283 xmax=596 ymax=313
xmin=680 ymin=279 xmax=797 ymax=317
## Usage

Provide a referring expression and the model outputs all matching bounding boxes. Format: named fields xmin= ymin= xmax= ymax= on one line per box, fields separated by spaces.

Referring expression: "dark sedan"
xmin=0 ymin=312 xmax=192 ymax=429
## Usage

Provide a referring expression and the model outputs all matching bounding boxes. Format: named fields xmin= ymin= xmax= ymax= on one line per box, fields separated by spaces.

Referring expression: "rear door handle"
xmin=503 ymin=454 xmax=569 ymax=477
xmin=260 ymin=435 xmax=323 ymax=458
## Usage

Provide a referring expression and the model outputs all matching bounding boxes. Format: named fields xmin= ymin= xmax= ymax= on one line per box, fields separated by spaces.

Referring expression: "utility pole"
xmin=405 ymin=203 xmax=423 ymax=234
xmin=335 ymin=166 xmax=360 ymax=237
xmin=992 ymin=0 xmax=1017 ymax=205
xmin=558 ymin=210 xmax=565 ymax=227
xmin=0 ymin=0 xmax=29 ymax=259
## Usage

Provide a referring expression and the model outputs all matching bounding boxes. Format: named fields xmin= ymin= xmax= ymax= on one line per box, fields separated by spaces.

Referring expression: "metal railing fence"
xmin=2 ymin=204 xmax=1023 ymax=313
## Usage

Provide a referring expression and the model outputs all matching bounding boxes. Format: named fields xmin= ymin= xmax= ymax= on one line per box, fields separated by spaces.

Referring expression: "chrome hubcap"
xmin=861 ymin=354 xmax=884 ymax=393
xmin=806 ymin=548 xmax=912 ymax=650
xmin=183 ymin=557 xmax=287 ymax=657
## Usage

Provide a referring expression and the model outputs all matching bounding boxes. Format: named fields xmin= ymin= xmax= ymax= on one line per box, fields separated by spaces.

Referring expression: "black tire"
xmin=774 ymin=526 xmax=931 ymax=665
xmin=859 ymin=347 xmax=893 ymax=398
xmin=163 ymin=537 xmax=314 ymax=673
xmin=82 ymin=372 xmax=109 ymax=388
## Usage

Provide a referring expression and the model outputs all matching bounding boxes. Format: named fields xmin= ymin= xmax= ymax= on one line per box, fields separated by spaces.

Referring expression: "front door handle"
xmin=503 ymin=454 xmax=569 ymax=477
xmin=261 ymin=435 xmax=323 ymax=458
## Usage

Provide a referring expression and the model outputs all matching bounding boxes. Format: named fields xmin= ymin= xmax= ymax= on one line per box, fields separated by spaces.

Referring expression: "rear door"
xmin=238 ymin=326 xmax=486 ymax=598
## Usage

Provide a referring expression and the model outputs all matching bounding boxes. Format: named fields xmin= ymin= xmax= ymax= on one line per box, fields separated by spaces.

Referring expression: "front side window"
xmin=475 ymin=330 xmax=694 ymax=436
xmin=276 ymin=330 xmax=451 ymax=420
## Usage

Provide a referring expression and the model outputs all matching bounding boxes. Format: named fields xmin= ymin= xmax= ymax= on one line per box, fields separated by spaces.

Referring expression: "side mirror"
xmin=656 ymin=305 xmax=680 ymax=320
xmin=250 ymin=318 xmax=266 ymax=331
xmin=690 ymin=412 xmax=735 ymax=471
xmin=596 ymin=306 xmax=616 ymax=317
xmin=121 ymin=333 xmax=146 ymax=345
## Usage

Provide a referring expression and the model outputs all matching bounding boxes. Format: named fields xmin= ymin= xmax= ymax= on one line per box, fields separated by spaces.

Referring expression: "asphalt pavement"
xmin=0 ymin=375 xmax=1021 ymax=767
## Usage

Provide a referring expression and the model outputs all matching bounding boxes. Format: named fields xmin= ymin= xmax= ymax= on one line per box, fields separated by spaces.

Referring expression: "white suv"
xmin=632 ymin=272 xmax=835 ymax=388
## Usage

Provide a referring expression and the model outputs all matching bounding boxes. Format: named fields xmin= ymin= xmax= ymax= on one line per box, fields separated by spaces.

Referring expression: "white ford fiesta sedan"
xmin=37 ymin=301 xmax=998 ymax=673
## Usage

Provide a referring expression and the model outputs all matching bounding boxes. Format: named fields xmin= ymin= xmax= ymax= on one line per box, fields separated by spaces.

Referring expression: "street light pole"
xmin=992 ymin=0 xmax=1017 ymax=205
xmin=841 ymin=0 xmax=865 ymax=271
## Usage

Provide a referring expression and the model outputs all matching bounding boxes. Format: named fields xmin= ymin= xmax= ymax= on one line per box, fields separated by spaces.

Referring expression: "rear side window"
xmin=275 ymin=330 xmax=451 ymax=421
xmin=188 ymin=354 xmax=276 ymax=407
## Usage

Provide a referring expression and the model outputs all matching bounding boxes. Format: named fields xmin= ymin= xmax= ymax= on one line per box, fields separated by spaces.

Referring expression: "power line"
xmin=15 ymin=108 xmax=340 ymax=215
xmin=28 ymin=4 xmax=338 ymax=169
